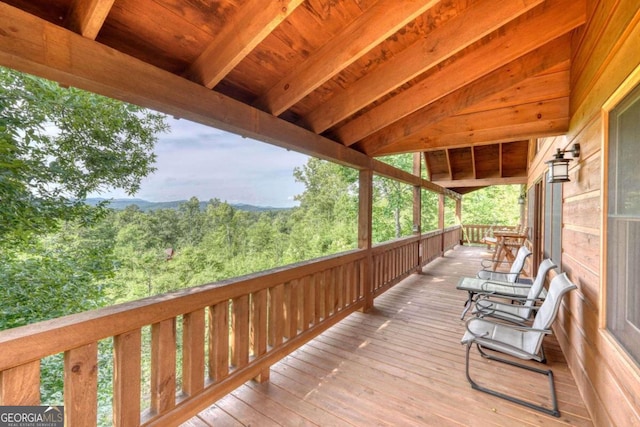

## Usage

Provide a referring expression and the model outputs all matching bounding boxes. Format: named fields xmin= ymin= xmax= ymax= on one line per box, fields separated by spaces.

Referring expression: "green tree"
xmin=0 ymin=220 xmax=116 ymax=330
xmin=0 ymin=67 xmax=168 ymax=243
xmin=421 ymin=189 xmax=439 ymax=232
xmin=374 ymin=154 xmax=415 ymax=241
xmin=291 ymin=158 xmax=358 ymax=258
xmin=462 ymin=185 xmax=521 ymax=225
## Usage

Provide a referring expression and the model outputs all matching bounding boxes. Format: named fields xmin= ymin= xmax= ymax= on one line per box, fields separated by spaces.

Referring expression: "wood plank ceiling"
xmin=0 ymin=0 xmax=586 ymax=193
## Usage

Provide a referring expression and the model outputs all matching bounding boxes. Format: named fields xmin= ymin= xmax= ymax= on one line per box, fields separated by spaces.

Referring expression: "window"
xmin=607 ymin=83 xmax=640 ymax=364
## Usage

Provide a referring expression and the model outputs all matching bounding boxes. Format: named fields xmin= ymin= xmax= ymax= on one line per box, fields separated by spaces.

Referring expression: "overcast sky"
xmin=92 ymin=117 xmax=310 ymax=207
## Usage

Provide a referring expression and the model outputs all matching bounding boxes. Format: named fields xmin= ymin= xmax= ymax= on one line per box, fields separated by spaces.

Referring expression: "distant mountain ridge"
xmin=84 ymin=198 xmax=291 ymax=212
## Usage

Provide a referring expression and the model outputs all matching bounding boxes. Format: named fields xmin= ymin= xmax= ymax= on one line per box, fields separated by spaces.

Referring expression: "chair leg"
xmin=465 ymin=343 xmax=560 ymax=417
xmin=460 ymin=291 xmax=476 ymax=320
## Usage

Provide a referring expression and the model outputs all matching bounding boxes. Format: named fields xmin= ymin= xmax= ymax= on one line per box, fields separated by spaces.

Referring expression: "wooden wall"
xmin=528 ymin=1 xmax=640 ymax=425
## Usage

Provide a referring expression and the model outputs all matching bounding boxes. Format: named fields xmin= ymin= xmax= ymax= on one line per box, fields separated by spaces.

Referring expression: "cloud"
xmin=92 ymin=118 xmax=310 ymax=207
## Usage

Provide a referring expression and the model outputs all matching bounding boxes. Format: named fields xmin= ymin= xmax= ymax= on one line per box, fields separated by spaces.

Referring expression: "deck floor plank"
xmin=184 ymin=246 xmax=593 ymax=427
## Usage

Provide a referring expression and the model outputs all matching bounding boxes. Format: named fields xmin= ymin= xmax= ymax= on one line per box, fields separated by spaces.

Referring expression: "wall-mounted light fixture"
xmin=545 ymin=143 xmax=580 ymax=183
xmin=518 ymin=193 xmax=526 ymax=205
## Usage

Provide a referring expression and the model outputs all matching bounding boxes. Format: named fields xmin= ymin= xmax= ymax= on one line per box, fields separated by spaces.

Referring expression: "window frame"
xmin=603 ymin=80 xmax=640 ymax=365
xmin=601 ymin=64 xmax=640 ymax=371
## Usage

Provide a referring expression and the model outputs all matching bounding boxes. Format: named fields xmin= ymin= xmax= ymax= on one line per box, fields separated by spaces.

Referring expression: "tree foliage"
xmin=461 ymin=185 xmax=522 ymax=225
xmin=0 ymin=67 xmax=168 ymax=243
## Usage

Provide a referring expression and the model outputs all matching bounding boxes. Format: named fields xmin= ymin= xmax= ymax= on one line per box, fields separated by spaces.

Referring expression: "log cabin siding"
xmin=531 ymin=1 xmax=640 ymax=425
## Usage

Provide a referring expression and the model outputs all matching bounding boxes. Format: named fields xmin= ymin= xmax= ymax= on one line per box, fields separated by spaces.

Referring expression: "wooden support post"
xmin=438 ymin=193 xmax=446 ymax=256
xmin=359 ymin=168 xmax=374 ymax=312
xmin=413 ymin=153 xmax=422 ymax=271
xmin=456 ymin=197 xmax=463 ymax=245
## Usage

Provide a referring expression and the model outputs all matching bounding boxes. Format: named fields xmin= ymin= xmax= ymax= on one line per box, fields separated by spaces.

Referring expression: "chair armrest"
xmin=465 ymin=317 xmax=551 ymax=336
xmin=480 ymin=258 xmax=514 ymax=269
xmin=474 ymin=300 xmax=530 ymax=324
xmin=479 ymin=278 xmax=526 ymax=292
xmin=480 ymin=281 xmax=535 ymax=291
xmin=476 ymin=294 xmax=540 ymax=304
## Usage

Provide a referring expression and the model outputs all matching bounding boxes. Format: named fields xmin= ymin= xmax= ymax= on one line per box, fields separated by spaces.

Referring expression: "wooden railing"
xmin=372 ymin=235 xmax=420 ymax=297
xmin=461 ymin=224 xmax=517 ymax=245
xmin=0 ymin=226 xmax=461 ymax=426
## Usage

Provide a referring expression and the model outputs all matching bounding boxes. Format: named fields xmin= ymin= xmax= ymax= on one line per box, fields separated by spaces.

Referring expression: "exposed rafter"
xmin=184 ymin=0 xmax=304 ymax=89
xmin=359 ymin=36 xmax=571 ymax=155
xmin=65 ymin=0 xmax=115 ymax=39
xmin=256 ymin=0 xmax=440 ymax=116
xmin=304 ymin=0 xmax=544 ymax=134
xmin=374 ymin=97 xmax=569 ymax=155
xmin=333 ymin=0 xmax=585 ymax=146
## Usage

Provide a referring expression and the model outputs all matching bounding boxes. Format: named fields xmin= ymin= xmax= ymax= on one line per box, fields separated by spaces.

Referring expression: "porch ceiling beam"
xmin=0 ymin=2 xmax=371 ymax=171
xmin=304 ymin=0 xmax=544 ymax=134
xmin=359 ymin=35 xmax=571 ymax=155
xmin=184 ymin=0 xmax=304 ymax=89
xmin=434 ymin=176 xmax=527 ymax=188
xmin=65 ymin=0 xmax=115 ymax=39
xmin=256 ymin=0 xmax=440 ymax=116
xmin=374 ymin=97 xmax=569 ymax=155
xmin=372 ymin=160 xmax=445 ymax=194
xmin=334 ymin=0 xmax=585 ymax=146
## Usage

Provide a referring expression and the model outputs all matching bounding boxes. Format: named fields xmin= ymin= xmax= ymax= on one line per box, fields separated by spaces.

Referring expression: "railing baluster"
xmin=114 ymin=330 xmax=141 ymax=426
xmin=283 ymin=281 xmax=296 ymax=339
xmin=150 ymin=319 xmax=176 ymax=415
xmin=325 ymin=269 xmax=332 ymax=313
xmin=0 ymin=361 xmax=40 ymax=405
xmin=64 ymin=343 xmax=98 ymax=425
xmin=269 ymin=284 xmax=284 ymax=347
xmin=344 ymin=263 xmax=353 ymax=307
xmin=337 ymin=264 xmax=345 ymax=311
xmin=302 ymin=276 xmax=309 ymax=328
xmin=250 ymin=289 xmax=268 ymax=359
xmin=231 ymin=295 xmax=249 ymax=369
xmin=289 ymin=279 xmax=300 ymax=337
xmin=315 ymin=272 xmax=324 ymax=323
xmin=250 ymin=289 xmax=269 ymax=383
xmin=324 ymin=269 xmax=333 ymax=317
xmin=208 ymin=302 xmax=229 ymax=382
xmin=182 ymin=309 xmax=205 ymax=396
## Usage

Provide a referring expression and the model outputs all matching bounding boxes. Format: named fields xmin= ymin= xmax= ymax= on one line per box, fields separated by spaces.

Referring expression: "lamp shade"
xmin=546 ymin=156 xmax=571 ymax=183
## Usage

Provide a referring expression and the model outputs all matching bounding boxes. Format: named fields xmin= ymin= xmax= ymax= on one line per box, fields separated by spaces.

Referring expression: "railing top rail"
xmin=372 ymin=234 xmax=420 ymax=252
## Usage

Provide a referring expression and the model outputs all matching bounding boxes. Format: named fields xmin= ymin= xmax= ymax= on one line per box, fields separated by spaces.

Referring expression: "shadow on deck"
xmin=183 ymin=245 xmax=593 ymax=427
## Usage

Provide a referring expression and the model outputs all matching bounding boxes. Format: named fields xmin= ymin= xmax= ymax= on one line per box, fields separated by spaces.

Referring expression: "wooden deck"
xmin=182 ymin=246 xmax=593 ymax=427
